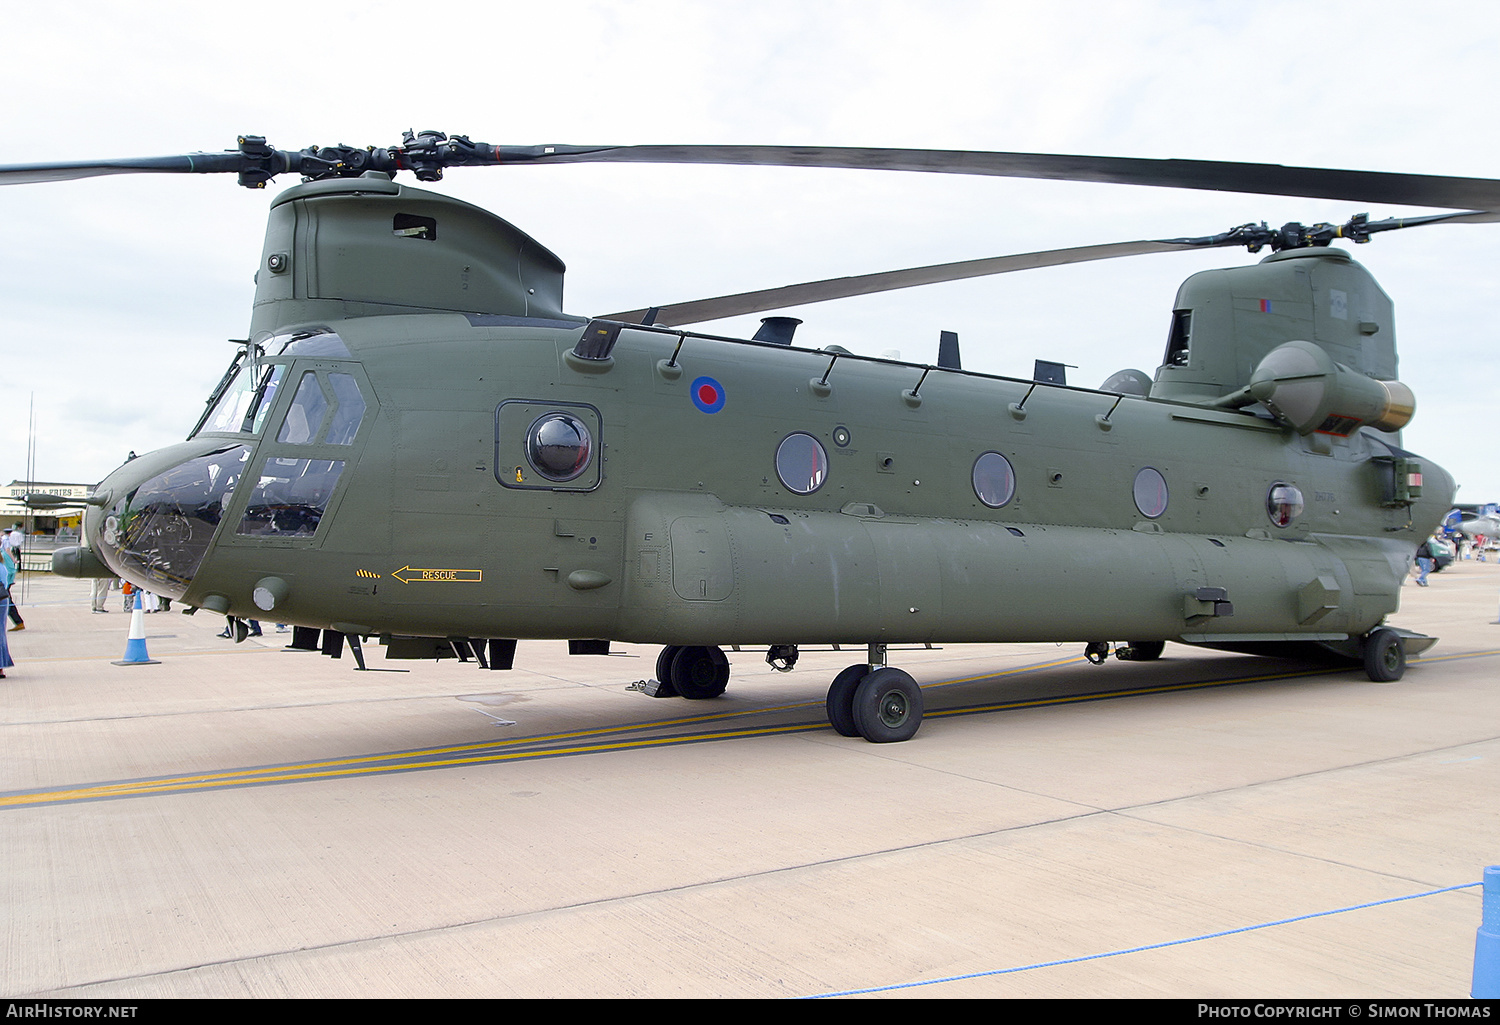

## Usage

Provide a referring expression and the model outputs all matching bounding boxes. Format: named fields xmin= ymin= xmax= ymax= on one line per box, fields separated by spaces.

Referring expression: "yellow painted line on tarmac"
xmin=927 ymin=648 xmax=1500 ymax=720
xmin=2 ymin=658 xmax=1089 ymax=809
xmin=7 ymin=650 xmax=1494 ymax=809
xmin=1411 ymin=648 xmax=1500 ymax=663
xmin=0 ymin=721 xmax=831 ymax=808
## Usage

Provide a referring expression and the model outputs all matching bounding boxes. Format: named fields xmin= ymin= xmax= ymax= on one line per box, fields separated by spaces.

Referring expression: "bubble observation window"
xmin=526 ymin=412 xmax=593 ymax=482
xmin=1267 ymin=482 xmax=1304 ymax=527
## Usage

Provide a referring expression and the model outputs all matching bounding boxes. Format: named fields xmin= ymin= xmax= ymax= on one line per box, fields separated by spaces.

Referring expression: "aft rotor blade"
xmin=600 ymin=240 xmax=1202 ymax=326
xmin=601 ymin=209 xmax=1487 ymax=326
xmin=501 ymin=144 xmax=1500 ymax=213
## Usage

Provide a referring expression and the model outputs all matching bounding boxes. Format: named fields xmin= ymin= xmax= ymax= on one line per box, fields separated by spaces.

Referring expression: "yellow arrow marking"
xmin=391 ymin=565 xmax=483 ymax=584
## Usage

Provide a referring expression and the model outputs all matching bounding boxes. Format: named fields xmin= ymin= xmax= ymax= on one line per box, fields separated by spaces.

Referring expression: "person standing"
xmin=2 ymin=531 xmax=23 ymax=631
xmin=1415 ymin=538 xmax=1436 ymax=587
xmin=92 ymin=574 xmax=115 ymax=613
xmin=0 ymin=563 xmax=13 ymax=677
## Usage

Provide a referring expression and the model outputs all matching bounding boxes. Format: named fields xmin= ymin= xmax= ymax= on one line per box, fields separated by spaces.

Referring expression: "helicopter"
xmin=7 ymin=132 xmax=1484 ymax=743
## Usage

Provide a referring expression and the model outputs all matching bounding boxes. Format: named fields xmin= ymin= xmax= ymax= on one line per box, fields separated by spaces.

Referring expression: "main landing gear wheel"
xmin=669 ymin=645 xmax=730 ymax=699
xmin=1117 ymin=640 xmax=1165 ymax=661
xmin=1362 ymin=627 xmax=1406 ymax=682
xmin=853 ymin=668 xmax=923 ymax=743
xmin=825 ymin=664 xmax=869 ymax=738
xmin=825 ymin=666 xmax=925 ymax=742
xmin=654 ymin=645 xmax=682 ymax=696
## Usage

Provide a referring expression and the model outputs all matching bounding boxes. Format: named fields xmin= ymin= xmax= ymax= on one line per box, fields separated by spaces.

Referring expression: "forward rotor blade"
xmin=7 ymin=137 xmax=1500 ymax=215
xmin=600 ymin=240 xmax=1200 ymax=326
xmin=0 ymin=153 xmax=245 ymax=185
xmin=501 ymin=145 xmax=1500 ymax=213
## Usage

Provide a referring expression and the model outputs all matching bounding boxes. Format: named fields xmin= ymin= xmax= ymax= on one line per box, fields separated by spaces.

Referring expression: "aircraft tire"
xmin=851 ymin=667 xmax=924 ymax=743
xmin=1123 ymin=641 xmax=1165 ymax=661
xmin=1362 ymin=628 xmax=1406 ymax=682
xmin=825 ymin=664 xmax=869 ymax=737
xmin=654 ymin=646 xmax=682 ymax=696
xmin=670 ymin=645 xmax=730 ymax=699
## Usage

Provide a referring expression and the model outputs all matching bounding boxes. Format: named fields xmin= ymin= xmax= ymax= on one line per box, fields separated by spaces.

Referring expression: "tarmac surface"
xmin=2 ymin=561 xmax=1497 ymax=999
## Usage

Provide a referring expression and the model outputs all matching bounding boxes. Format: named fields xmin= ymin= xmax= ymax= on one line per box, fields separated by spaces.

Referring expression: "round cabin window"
xmin=972 ymin=452 xmax=1016 ymax=508
xmin=1133 ymin=467 xmax=1169 ymax=519
xmin=776 ymin=433 xmax=829 ymax=495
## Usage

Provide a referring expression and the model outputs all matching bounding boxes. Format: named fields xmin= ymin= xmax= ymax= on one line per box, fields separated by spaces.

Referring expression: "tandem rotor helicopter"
xmin=6 ymin=132 xmax=1492 ymax=743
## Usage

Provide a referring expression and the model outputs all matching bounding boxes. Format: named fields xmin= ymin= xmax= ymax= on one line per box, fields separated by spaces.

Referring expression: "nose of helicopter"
xmin=86 ymin=440 xmax=252 ymax=601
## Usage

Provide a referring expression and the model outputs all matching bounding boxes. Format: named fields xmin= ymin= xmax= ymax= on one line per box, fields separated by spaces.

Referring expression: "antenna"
xmin=22 ymin=393 xmax=35 ymax=605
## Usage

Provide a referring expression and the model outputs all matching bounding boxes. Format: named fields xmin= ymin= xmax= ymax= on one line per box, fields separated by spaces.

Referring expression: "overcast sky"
xmin=3 ymin=0 xmax=1499 ymax=504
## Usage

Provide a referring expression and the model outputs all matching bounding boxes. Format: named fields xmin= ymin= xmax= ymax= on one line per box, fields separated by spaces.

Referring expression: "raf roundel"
xmin=690 ymin=376 xmax=727 ymax=414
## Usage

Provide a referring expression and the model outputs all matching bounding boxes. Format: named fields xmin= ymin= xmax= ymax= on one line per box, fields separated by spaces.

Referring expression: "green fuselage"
xmin=84 ymin=313 xmax=1452 ymax=653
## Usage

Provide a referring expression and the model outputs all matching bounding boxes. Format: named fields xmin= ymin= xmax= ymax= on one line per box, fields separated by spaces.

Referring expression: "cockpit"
xmin=88 ymin=331 xmax=372 ymax=601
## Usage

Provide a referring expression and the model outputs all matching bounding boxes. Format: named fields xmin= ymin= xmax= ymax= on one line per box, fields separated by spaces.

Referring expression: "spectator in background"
xmin=91 ymin=574 xmax=114 ymax=613
xmin=1 ymin=534 xmax=22 ymax=631
xmin=0 ymin=563 xmax=12 ymax=678
xmin=1415 ymin=538 xmax=1436 ymax=587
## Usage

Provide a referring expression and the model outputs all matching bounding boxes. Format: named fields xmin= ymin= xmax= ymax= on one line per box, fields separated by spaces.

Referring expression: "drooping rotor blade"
xmin=600 ymin=240 xmax=1199 ymax=326
xmin=599 ymin=210 xmax=1484 ymax=326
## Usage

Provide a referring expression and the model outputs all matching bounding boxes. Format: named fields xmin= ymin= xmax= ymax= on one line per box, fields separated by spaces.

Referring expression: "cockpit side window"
xmin=223 ymin=365 xmax=372 ymax=543
xmin=325 ymin=374 xmax=367 ymax=446
xmin=268 ymin=370 xmax=367 ymax=447
xmin=277 ymin=372 xmax=330 ymax=445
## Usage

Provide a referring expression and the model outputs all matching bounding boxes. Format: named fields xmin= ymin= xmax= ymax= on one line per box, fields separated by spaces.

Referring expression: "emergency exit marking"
xmin=391 ymin=566 xmax=483 ymax=584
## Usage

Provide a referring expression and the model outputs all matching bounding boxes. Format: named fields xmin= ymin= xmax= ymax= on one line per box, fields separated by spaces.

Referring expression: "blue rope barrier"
xmin=806 ymin=880 xmax=1482 ymax=999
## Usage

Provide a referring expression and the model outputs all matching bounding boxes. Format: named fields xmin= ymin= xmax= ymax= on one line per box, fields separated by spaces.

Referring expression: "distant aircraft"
xmin=1448 ymin=504 xmax=1500 ymax=536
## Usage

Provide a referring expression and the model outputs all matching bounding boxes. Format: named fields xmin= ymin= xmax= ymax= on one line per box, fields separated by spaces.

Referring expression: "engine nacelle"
xmin=1248 ymin=340 xmax=1414 ymax=437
